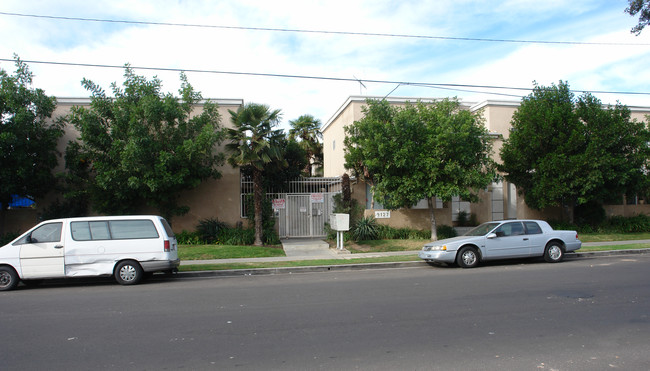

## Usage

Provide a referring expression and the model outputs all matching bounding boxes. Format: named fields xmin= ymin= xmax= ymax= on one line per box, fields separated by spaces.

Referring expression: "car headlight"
xmin=424 ymin=245 xmax=447 ymax=251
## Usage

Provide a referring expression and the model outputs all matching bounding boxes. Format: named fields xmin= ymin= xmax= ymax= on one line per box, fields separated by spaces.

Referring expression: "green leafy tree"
xmin=226 ymin=103 xmax=285 ymax=246
xmin=343 ymin=99 xmax=395 ymax=208
xmin=288 ymin=114 xmax=323 ymax=176
xmin=626 ymin=0 xmax=650 ymax=34
xmin=0 ymin=56 xmax=62 ymax=233
xmin=65 ymin=66 xmax=225 ymax=220
xmin=499 ymin=81 xmax=650 ymax=223
xmin=344 ymin=98 xmax=497 ymax=240
xmin=252 ymin=136 xmax=308 ymax=192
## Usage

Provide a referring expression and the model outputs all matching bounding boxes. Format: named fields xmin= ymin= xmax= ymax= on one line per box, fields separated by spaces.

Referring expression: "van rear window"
xmin=110 ymin=220 xmax=159 ymax=239
xmin=71 ymin=221 xmax=111 ymax=241
xmin=71 ymin=220 xmax=159 ymax=241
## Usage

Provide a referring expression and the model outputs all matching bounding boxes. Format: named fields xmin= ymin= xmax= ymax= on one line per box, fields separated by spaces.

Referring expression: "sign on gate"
xmin=272 ymin=199 xmax=286 ymax=210
xmin=310 ymin=193 xmax=324 ymax=203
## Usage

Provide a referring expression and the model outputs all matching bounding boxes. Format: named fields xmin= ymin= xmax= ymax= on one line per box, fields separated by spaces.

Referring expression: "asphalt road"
xmin=1 ymin=254 xmax=649 ymax=370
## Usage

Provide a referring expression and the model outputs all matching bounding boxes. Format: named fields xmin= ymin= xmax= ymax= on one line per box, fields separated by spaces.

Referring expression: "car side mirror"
xmin=486 ymin=233 xmax=497 ymax=239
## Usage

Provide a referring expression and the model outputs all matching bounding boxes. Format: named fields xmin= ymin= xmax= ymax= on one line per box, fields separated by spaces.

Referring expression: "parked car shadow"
xmin=425 ymin=252 xmax=588 ymax=269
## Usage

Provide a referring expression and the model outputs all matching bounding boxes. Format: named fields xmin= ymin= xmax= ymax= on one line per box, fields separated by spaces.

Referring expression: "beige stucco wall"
xmin=4 ymin=98 xmax=245 ymax=234
xmin=322 ymin=98 xmax=365 ymax=177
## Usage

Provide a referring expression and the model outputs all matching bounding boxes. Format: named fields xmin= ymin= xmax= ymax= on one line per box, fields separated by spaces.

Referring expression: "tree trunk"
xmin=253 ymin=169 xmax=264 ymax=246
xmin=428 ymin=197 xmax=438 ymax=241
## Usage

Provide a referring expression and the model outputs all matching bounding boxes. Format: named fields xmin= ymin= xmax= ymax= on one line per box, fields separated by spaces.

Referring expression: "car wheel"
xmin=114 ymin=260 xmax=143 ymax=285
xmin=544 ymin=242 xmax=564 ymax=263
xmin=0 ymin=266 xmax=19 ymax=291
xmin=456 ymin=246 xmax=480 ymax=268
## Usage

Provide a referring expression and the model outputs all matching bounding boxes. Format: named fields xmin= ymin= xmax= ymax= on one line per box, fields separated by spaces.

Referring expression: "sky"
xmin=1 ymin=0 xmax=649 ymax=132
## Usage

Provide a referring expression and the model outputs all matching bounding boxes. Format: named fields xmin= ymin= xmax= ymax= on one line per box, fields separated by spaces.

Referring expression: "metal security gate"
xmin=241 ymin=176 xmax=342 ymax=238
xmin=278 ymin=193 xmax=332 ymax=237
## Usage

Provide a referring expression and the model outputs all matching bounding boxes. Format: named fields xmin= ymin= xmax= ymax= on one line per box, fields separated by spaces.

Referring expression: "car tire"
xmin=456 ymin=246 xmax=480 ymax=268
xmin=114 ymin=260 xmax=143 ymax=285
xmin=0 ymin=266 xmax=20 ymax=291
xmin=544 ymin=242 xmax=564 ymax=263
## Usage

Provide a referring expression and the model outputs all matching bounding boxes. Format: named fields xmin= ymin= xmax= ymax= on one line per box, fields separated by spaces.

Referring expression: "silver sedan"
xmin=419 ymin=220 xmax=581 ymax=268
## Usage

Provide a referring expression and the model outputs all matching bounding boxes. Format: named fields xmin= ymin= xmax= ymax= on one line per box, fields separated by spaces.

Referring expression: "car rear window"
xmin=524 ymin=221 xmax=543 ymax=234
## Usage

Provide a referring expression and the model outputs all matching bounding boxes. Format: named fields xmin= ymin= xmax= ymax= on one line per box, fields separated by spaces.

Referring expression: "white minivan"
xmin=0 ymin=215 xmax=180 ymax=291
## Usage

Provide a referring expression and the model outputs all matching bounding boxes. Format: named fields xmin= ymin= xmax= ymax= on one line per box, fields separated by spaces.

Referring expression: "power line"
xmin=1 ymin=11 xmax=649 ymax=47
xmin=1 ymin=57 xmax=649 ymax=97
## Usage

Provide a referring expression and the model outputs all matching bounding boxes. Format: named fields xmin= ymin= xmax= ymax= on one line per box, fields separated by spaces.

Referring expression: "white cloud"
xmin=1 ymin=0 xmax=649 ymax=131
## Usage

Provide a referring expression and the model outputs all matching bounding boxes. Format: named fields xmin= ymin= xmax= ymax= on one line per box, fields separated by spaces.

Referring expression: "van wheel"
xmin=0 ymin=266 xmax=19 ymax=291
xmin=114 ymin=260 xmax=143 ymax=285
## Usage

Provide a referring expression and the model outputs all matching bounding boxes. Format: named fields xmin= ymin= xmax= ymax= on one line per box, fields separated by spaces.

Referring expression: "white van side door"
xmin=19 ymin=222 xmax=65 ymax=279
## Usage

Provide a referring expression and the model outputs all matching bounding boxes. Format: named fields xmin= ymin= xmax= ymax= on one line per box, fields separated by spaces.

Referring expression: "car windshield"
xmin=464 ymin=222 xmax=501 ymax=236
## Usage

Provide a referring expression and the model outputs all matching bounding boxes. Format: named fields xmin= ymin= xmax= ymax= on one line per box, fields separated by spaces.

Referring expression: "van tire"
xmin=0 ymin=266 xmax=19 ymax=291
xmin=114 ymin=260 xmax=143 ymax=285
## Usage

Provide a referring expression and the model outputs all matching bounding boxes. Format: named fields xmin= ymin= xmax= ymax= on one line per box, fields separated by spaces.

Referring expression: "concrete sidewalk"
xmin=179 ymin=238 xmax=650 ymax=266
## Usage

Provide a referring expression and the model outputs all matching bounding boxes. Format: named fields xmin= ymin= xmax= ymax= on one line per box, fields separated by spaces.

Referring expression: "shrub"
xmin=176 ymin=230 xmax=202 ymax=245
xmin=436 ymin=225 xmax=457 ymax=239
xmin=575 ymin=201 xmax=606 ymax=227
xmin=352 ymin=216 xmax=379 ymax=241
xmin=0 ymin=232 xmax=19 ymax=246
xmin=220 ymin=227 xmax=255 ymax=245
xmin=376 ymin=224 xmax=429 ymax=239
xmin=605 ymin=214 xmax=650 ymax=233
xmin=457 ymin=211 xmax=469 ymax=226
xmin=196 ymin=218 xmax=227 ymax=244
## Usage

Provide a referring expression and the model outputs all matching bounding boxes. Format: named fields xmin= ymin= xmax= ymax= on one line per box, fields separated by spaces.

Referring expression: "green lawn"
xmin=578 ymin=232 xmax=650 ymax=243
xmin=178 ymin=244 xmax=285 ymax=260
xmin=178 ymin=233 xmax=650 ymax=265
xmin=180 ymin=255 xmax=420 ymax=272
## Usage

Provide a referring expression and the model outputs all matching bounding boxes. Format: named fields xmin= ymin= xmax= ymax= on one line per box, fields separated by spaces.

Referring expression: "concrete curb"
xmin=174 ymin=248 xmax=650 ymax=279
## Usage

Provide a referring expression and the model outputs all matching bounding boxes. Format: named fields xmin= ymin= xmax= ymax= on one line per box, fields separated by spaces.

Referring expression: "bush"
xmin=376 ymin=224 xmax=428 ymax=239
xmin=176 ymin=230 xmax=202 ymax=245
xmin=605 ymin=214 xmax=650 ymax=233
xmin=456 ymin=211 xmax=469 ymax=226
xmin=436 ymin=225 xmax=457 ymax=239
xmin=0 ymin=232 xmax=19 ymax=245
xmin=196 ymin=218 xmax=227 ymax=244
xmin=352 ymin=216 xmax=379 ymax=241
xmin=220 ymin=227 xmax=255 ymax=245
xmin=575 ymin=201 xmax=606 ymax=227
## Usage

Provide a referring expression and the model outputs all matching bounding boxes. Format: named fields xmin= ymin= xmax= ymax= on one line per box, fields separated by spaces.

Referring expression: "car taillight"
xmin=164 ymin=240 xmax=170 ymax=252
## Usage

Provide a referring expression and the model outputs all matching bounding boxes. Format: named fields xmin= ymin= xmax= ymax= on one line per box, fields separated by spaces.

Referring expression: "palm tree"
xmin=226 ymin=103 xmax=284 ymax=246
xmin=288 ymin=114 xmax=323 ymax=176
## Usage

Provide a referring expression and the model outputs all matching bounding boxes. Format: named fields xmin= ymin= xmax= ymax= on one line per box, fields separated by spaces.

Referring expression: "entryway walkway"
xmin=280 ymin=238 xmax=344 ymax=258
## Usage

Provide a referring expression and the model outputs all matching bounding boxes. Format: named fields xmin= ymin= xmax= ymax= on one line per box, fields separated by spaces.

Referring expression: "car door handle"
xmin=54 ymin=245 xmax=64 ymax=249
xmin=523 ymin=238 xmax=529 ymax=241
